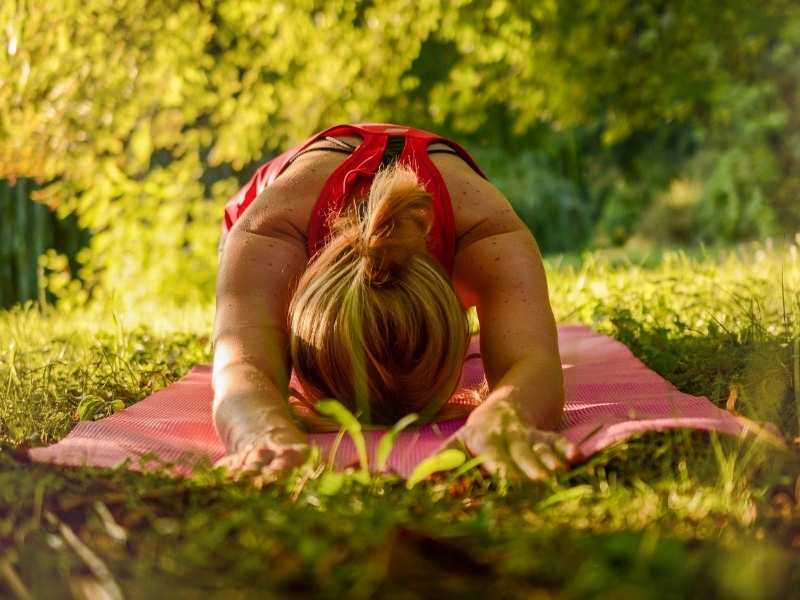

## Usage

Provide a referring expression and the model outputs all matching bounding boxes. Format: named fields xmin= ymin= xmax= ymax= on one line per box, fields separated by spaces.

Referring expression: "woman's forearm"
xmin=468 ymin=352 xmax=564 ymax=432
xmin=213 ymin=218 xmax=310 ymax=456
xmin=212 ymin=361 xmax=302 ymax=454
xmin=486 ymin=353 xmax=564 ymax=429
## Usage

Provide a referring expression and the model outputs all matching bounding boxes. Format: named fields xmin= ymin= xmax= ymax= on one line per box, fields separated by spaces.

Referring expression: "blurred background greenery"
xmin=1 ymin=0 xmax=798 ymax=309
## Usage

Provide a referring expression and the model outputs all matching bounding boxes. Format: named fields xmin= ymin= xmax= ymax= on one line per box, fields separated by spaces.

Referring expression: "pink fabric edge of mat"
xmin=29 ymin=325 xmax=778 ymax=478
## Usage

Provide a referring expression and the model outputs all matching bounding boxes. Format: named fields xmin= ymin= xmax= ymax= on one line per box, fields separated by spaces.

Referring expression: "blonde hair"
xmin=288 ymin=163 xmax=469 ymax=427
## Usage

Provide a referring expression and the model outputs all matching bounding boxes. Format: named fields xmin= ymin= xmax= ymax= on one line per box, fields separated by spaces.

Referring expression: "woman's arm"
xmin=213 ymin=228 xmax=310 ymax=477
xmin=447 ymin=171 xmax=581 ymax=479
xmin=213 ymin=148 xmax=350 ymax=477
xmin=212 ymin=168 xmax=324 ymax=477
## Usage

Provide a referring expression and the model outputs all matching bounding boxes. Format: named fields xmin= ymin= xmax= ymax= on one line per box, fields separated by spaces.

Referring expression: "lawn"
xmin=1 ymin=242 xmax=799 ymax=599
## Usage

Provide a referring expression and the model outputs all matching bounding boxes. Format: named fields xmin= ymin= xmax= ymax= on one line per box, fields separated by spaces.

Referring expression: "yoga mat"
xmin=29 ymin=325 xmax=771 ymax=478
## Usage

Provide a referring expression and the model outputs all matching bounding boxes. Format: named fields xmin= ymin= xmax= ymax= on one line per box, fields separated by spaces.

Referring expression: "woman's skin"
xmin=212 ymin=135 xmax=582 ymax=481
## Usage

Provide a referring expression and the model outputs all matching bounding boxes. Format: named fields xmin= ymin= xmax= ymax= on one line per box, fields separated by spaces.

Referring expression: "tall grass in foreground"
xmin=548 ymin=241 xmax=800 ymax=437
xmin=0 ymin=243 xmax=799 ymax=598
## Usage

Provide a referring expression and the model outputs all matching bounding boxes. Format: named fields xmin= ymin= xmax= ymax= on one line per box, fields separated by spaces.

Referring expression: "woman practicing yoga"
xmin=213 ymin=123 xmax=580 ymax=480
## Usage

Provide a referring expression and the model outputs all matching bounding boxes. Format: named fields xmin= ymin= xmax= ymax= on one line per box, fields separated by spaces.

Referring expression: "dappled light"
xmin=1 ymin=1 xmax=800 ymax=597
xmin=1 ymin=0 xmax=798 ymax=308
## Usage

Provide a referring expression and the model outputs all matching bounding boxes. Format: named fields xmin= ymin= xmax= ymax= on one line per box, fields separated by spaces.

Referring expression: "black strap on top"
xmin=427 ymin=148 xmax=460 ymax=156
xmin=379 ymin=135 xmax=406 ymax=169
xmin=288 ymin=136 xmax=358 ymax=164
xmin=289 ymin=136 xmax=456 ymax=168
xmin=288 ymin=146 xmax=353 ymax=164
xmin=355 ymin=135 xmax=406 ymax=220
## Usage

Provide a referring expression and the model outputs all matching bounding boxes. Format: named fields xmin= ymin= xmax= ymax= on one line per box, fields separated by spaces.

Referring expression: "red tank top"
xmin=221 ymin=124 xmax=487 ymax=273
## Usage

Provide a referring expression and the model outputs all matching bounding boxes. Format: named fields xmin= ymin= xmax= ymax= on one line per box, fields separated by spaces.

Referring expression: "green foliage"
xmin=694 ymin=148 xmax=777 ymax=243
xmin=1 ymin=247 xmax=799 ymax=596
xmin=0 ymin=0 xmax=222 ymax=306
xmin=548 ymin=241 xmax=800 ymax=436
xmin=2 ymin=0 xmax=799 ymax=304
xmin=0 ymin=302 xmax=213 ymax=443
xmin=423 ymin=0 xmax=790 ymax=138
xmin=0 ymin=432 xmax=796 ymax=597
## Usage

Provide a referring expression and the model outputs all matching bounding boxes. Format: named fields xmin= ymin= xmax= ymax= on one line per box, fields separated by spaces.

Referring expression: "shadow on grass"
xmin=1 ymin=429 xmax=798 ymax=599
xmin=599 ymin=306 xmax=799 ymax=439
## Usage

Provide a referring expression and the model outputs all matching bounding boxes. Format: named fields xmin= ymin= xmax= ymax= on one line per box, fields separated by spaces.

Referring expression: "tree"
xmin=0 ymin=0 xmax=797 ymax=306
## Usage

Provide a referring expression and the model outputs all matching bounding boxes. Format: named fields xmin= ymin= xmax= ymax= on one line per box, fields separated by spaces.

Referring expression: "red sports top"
xmin=221 ymin=123 xmax=487 ymax=273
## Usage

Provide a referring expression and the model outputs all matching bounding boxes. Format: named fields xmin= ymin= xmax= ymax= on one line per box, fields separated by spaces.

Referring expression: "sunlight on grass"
xmin=0 ymin=302 xmax=214 ymax=444
xmin=548 ymin=241 xmax=800 ymax=437
xmin=1 ymin=243 xmax=799 ymax=597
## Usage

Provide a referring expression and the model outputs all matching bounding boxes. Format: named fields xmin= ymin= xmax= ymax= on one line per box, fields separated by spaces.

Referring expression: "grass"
xmin=1 ymin=241 xmax=799 ymax=598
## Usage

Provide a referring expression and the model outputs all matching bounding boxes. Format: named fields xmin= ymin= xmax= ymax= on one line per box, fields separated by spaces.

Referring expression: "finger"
xmin=213 ymin=458 xmax=237 ymax=478
xmin=481 ymin=455 xmax=510 ymax=480
xmin=534 ymin=432 xmax=582 ymax=464
xmin=532 ymin=442 xmax=568 ymax=474
xmin=265 ymin=451 xmax=308 ymax=474
xmin=241 ymin=460 xmax=268 ymax=474
xmin=240 ymin=448 xmax=276 ymax=473
xmin=214 ymin=455 xmax=257 ymax=474
xmin=215 ymin=448 xmax=276 ymax=477
xmin=251 ymin=472 xmax=280 ymax=489
xmin=214 ymin=456 xmax=234 ymax=469
xmin=507 ymin=438 xmax=550 ymax=481
xmin=554 ymin=437 xmax=583 ymax=463
xmin=515 ymin=453 xmax=550 ymax=481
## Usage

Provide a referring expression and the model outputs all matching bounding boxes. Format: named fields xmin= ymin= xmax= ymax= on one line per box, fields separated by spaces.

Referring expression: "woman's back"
xmin=213 ymin=124 xmax=574 ymax=481
xmin=222 ymin=125 xmax=527 ymax=279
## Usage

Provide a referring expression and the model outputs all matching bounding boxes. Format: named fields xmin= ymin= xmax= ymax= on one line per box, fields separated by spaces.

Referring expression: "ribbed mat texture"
xmin=29 ymin=325 xmax=762 ymax=477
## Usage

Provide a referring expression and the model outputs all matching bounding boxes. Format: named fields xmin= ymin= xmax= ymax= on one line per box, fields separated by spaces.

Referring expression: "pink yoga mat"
xmin=29 ymin=325 xmax=770 ymax=478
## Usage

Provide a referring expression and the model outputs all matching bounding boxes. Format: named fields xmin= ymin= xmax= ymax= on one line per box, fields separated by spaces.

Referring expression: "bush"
xmin=467 ymin=146 xmax=592 ymax=253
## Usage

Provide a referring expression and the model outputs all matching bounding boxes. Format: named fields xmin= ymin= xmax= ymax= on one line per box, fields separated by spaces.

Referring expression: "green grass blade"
xmin=326 ymin=429 xmax=347 ymax=471
xmin=376 ymin=413 xmax=419 ymax=471
xmin=315 ymin=399 xmax=369 ymax=474
xmin=406 ymin=449 xmax=466 ymax=489
xmin=449 ymin=454 xmax=488 ymax=480
xmin=536 ymin=485 xmax=594 ymax=509
xmin=794 ymin=336 xmax=799 ymax=435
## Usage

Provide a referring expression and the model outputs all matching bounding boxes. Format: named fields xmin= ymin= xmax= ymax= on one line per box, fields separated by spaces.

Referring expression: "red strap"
xmin=222 ymin=124 xmax=488 ymax=274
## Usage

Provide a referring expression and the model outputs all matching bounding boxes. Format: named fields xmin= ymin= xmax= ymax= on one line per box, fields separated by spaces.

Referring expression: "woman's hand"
xmin=441 ymin=399 xmax=582 ymax=481
xmin=215 ymin=423 xmax=311 ymax=482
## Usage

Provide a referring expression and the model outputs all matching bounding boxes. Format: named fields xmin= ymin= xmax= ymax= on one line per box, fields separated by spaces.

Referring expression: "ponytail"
xmin=289 ymin=163 xmax=469 ymax=426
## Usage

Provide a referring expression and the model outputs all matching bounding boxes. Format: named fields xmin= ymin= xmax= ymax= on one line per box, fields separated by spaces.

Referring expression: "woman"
xmin=213 ymin=123 xmax=580 ymax=481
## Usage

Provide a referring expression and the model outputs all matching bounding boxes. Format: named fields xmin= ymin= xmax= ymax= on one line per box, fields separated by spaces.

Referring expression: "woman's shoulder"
xmin=231 ymin=151 xmax=349 ymax=242
xmin=432 ymin=156 xmax=529 ymax=255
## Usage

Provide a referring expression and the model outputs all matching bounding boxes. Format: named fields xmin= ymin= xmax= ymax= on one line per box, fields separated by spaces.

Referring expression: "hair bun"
xmin=289 ymin=161 xmax=468 ymax=427
xmin=356 ymin=164 xmax=433 ymax=285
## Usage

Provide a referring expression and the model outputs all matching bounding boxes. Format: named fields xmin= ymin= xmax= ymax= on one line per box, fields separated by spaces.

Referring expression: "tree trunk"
xmin=0 ymin=179 xmax=88 ymax=309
